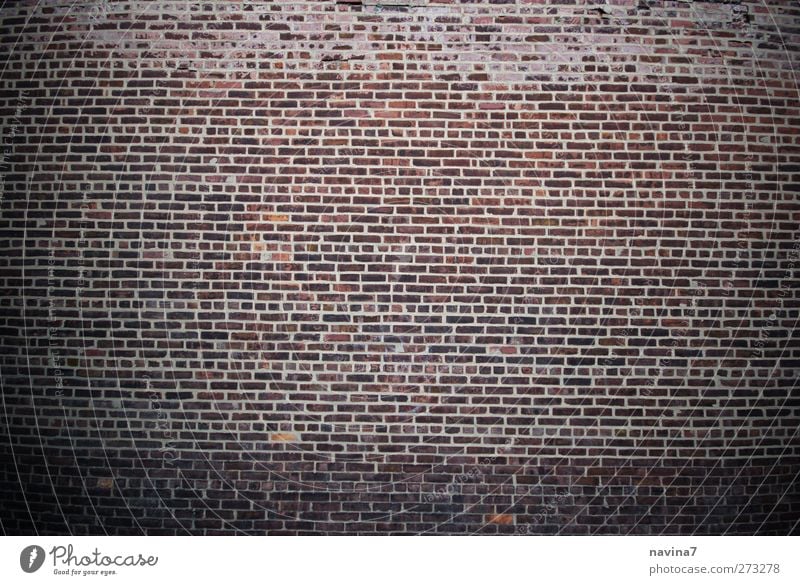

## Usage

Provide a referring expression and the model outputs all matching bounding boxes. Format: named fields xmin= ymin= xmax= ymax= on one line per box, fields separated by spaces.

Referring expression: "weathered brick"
xmin=0 ymin=0 xmax=797 ymax=537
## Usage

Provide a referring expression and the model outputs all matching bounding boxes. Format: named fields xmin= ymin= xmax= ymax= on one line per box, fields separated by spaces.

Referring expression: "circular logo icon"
xmin=20 ymin=545 xmax=45 ymax=573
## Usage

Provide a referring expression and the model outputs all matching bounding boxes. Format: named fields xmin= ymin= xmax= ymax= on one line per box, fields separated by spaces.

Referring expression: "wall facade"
xmin=1 ymin=0 xmax=798 ymax=534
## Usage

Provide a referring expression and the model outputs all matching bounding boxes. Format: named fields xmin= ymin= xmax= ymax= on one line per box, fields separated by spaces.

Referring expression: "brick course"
xmin=0 ymin=0 xmax=798 ymax=535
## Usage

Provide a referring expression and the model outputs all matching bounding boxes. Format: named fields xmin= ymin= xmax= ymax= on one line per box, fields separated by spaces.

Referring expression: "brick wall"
xmin=1 ymin=0 xmax=798 ymax=535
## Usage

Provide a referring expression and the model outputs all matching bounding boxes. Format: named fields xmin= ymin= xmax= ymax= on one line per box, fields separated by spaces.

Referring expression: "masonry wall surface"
xmin=1 ymin=0 xmax=799 ymax=535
